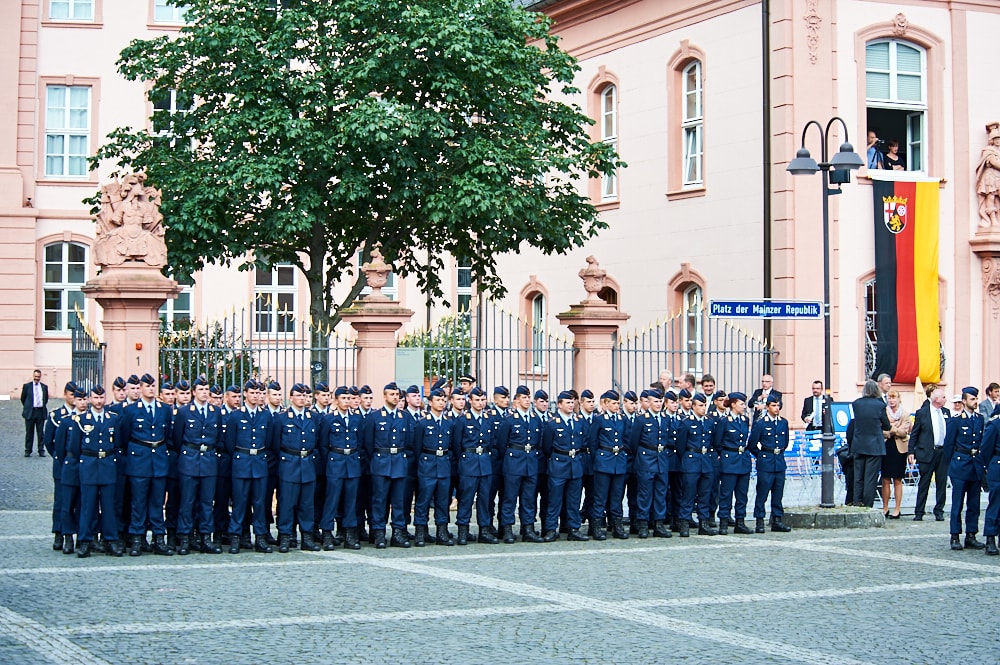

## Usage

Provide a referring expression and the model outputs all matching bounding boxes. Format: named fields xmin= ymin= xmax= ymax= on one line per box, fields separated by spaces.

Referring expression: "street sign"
xmin=708 ymin=300 xmax=823 ymax=319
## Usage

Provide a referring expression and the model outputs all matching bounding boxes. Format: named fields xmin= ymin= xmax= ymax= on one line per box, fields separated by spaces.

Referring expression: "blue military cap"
xmin=112 ymin=376 xmax=126 ymax=389
xmin=493 ymin=386 xmax=510 ymax=397
xmin=334 ymin=386 xmax=349 ymax=397
xmin=557 ymin=390 xmax=574 ymax=401
xmin=711 ymin=390 xmax=727 ymax=401
xmin=140 ymin=373 xmax=156 ymax=385
xmin=728 ymin=391 xmax=748 ymax=402
xmin=429 ymin=388 xmax=445 ymax=398
xmin=678 ymin=388 xmax=692 ymax=399
xmin=765 ymin=392 xmax=782 ymax=405
xmin=514 ymin=385 xmax=531 ymax=397
xmin=90 ymin=385 xmax=105 ymax=396
xmin=664 ymin=390 xmax=678 ymax=402
xmin=160 ymin=381 xmax=174 ymax=391
xmin=431 ymin=377 xmax=447 ymax=391
xmin=226 ymin=384 xmax=240 ymax=394
xmin=624 ymin=390 xmax=638 ymax=402
xmin=649 ymin=389 xmax=664 ymax=400
xmin=175 ymin=379 xmax=191 ymax=391
xmin=64 ymin=381 xmax=77 ymax=393
xmin=359 ymin=385 xmax=372 ymax=395
xmin=458 ymin=373 xmax=476 ymax=384
xmin=267 ymin=381 xmax=281 ymax=391
xmin=314 ymin=382 xmax=330 ymax=393
xmin=581 ymin=389 xmax=594 ymax=399
xmin=384 ymin=382 xmax=399 ymax=392
xmin=405 ymin=385 xmax=421 ymax=395
xmin=534 ymin=390 xmax=549 ymax=401
xmin=243 ymin=380 xmax=257 ymax=391
xmin=962 ymin=386 xmax=979 ymax=398
xmin=348 ymin=385 xmax=360 ymax=396
xmin=290 ymin=383 xmax=310 ymax=394
xmin=601 ymin=390 xmax=619 ymax=401
xmin=210 ymin=384 xmax=223 ymax=396
xmin=72 ymin=385 xmax=87 ymax=398
xmin=469 ymin=387 xmax=485 ymax=397
xmin=192 ymin=377 xmax=209 ymax=388
xmin=639 ymin=390 xmax=650 ymax=399
xmin=127 ymin=374 xmax=140 ymax=385
xmin=692 ymin=392 xmax=708 ymax=404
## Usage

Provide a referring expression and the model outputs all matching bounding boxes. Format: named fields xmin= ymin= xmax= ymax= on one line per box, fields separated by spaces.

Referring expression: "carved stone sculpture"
xmin=361 ymin=243 xmax=392 ymax=301
xmin=976 ymin=122 xmax=1000 ymax=228
xmin=984 ymin=257 xmax=1000 ymax=319
xmin=94 ymin=173 xmax=168 ymax=267
xmin=578 ymin=255 xmax=607 ymax=302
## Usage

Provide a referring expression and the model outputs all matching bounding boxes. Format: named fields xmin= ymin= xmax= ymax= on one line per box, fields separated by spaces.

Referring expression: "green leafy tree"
xmin=92 ymin=0 xmax=621 ymax=345
xmin=398 ymin=313 xmax=472 ymax=382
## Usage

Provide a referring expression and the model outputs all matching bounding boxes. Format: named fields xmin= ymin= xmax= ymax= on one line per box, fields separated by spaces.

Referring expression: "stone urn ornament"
xmin=578 ymin=255 xmax=607 ymax=303
xmin=361 ymin=244 xmax=393 ymax=301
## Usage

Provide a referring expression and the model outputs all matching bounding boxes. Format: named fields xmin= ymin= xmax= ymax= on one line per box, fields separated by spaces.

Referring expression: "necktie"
xmin=147 ymin=404 xmax=153 ymax=418
xmin=298 ymin=413 xmax=304 ymax=423
xmin=96 ymin=414 xmax=102 ymax=424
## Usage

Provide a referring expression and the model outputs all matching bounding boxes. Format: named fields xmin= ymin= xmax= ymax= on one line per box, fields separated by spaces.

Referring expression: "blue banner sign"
xmin=708 ymin=300 xmax=823 ymax=319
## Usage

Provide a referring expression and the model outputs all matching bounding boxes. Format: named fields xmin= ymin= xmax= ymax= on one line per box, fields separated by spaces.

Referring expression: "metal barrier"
xmin=398 ymin=298 xmax=574 ymax=398
xmin=613 ymin=308 xmax=775 ymax=394
xmin=70 ymin=313 xmax=105 ymax=389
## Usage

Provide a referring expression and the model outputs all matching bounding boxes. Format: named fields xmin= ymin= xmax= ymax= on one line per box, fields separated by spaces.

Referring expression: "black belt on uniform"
xmin=507 ymin=442 xmax=535 ymax=452
xmin=281 ymin=446 xmax=313 ymax=458
xmin=955 ymin=448 xmax=979 ymax=456
xmin=552 ymin=447 xmax=580 ymax=458
xmin=688 ymin=446 xmax=712 ymax=455
xmin=463 ymin=445 xmax=490 ymax=454
xmin=640 ymin=443 xmax=671 ymax=453
xmin=328 ymin=447 xmax=358 ymax=456
xmin=599 ymin=444 xmax=625 ymax=455
xmin=131 ymin=439 xmax=164 ymax=448
xmin=422 ymin=448 xmax=449 ymax=457
xmin=772 ymin=447 xmax=784 ymax=454
xmin=183 ymin=442 xmax=214 ymax=453
xmin=722 ymin=445 xmax=746 ymax=453
xmin=376 ymin=446 xmax=403 ymax=454
xmin=81 ymin=449 xmax=113 ymax=459
xmin=235 ymin=446 xmax=264 ymax=455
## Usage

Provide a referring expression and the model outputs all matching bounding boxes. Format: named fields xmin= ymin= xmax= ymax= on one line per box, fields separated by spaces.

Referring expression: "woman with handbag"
xmin=881 ymin=390 xmax=911 ymax=518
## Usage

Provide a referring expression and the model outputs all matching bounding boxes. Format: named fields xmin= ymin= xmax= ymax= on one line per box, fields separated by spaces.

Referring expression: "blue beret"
xmin=557 ymin=390 xmax=574 ymax=401
xmin=243 ymin=380 xmax=256 ymax=391
xmin=678 ymin=388 xmax=692 ymax=399
xmin=664 ymin=390 xmax=678 ymax=401
xmin=963 ymin=386 xmax=979 ymax=397
xmin=601 ymin=390 xmax=619 ymax=401
xmin=493 ymin=386 xmax=510 ymax=397
xmin=64 ymin=381 xmax=77 ymax=393
xmin=711 ymin=390 xmax=727 ymax=401
xmin=383 ymin=382 xmax=399 ymax=392
xmin=140 ymin=373 xmax=156 ymax=385
xmin=334 ymin=386 xmax=349 ymax=397
xmin=359 ymin=385 xmax=372 ymax=395
xmin=692 ymin=393 xmax=708 ymax=404
xmin=210 ymin=384 xmax=223 ymax=396
xmin=90 ymin=385 xmax=105 ymax=396
xmin=429 ymin=388 xmax=445 ymax=398
xmin=624 ymin=391 xmax=638 ymax=402
xmin=469 ymin=387 xmax=485 ymax=397
xmin=765 ymin=393 xmax=782 ymax=405
xmin=580 ymin=389 xmax=594 ymax=399
xmin=226 ymin=385 xmax=240 ymax=393
xmin=127 ymin=374 xmax=140 ymax=385
xmin=160 ymin=382 xmax=174 ymax=391
xmin=431 ymin=378 xmax=447 ymax=391
xmin=515 ymin=385 xmax=531 ymax=397
xmin=405 ymin=385 xmax=421 ymax=395
xmin=112 ymin=376 xmax=126 ymax=389
xmin=458 ymin=373 xmax=476 ymax=383
xmin=267 ymin=381 xmax=281 ymax=391
xmin=192 ymin=377 xmax=209 ymax=388
xmin=314 ymin=382 xmax=330 ymax=393
xmin=728 ymin=391 xmax=747 ymax=402
xmin=534 ymin=390 xmax=549 ymax=400
xmin=175 ymin=379 xmax=190 ymax=391
xmin=290 ymin=383 xmax=309 ymax=394
xmin=649 ymin=389 xmax=664 ymax=400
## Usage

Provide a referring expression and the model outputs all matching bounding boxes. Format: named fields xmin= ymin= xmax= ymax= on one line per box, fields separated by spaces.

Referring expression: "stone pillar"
xmin=338 ymin=245 xmax=413 ymax=405
xmin=972 ymin=231 xmax=1000 ymax=384
xmin=83 ymin=264 xmax=180 ymax=387
xmin=557 ymin=256 xmax=629 ymax=393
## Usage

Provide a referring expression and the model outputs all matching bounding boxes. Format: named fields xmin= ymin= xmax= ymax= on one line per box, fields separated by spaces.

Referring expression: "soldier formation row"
xmin=44 ymin=373 xmax=799 ymax=558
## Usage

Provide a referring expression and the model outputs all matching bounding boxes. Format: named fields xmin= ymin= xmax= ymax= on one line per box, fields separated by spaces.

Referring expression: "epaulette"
xmin=72 ymin=414 xmax=80 ymax=423
xmin=306 ymin=412 xmax=311 ymax=419
xmin=728 ymin=415 xmax=734 ymax=421
xmin=287 ymin=411 xmax=294 ymax=419
xmin=190 ymin=404 xmax=197 ymax=412
xmin=961 ymin=412 xmax=968 ymax=419
xmin=381 ymin=408 xmax=388 ymax=416
xmin=466 ymin=412 xmax=472 ymax=420
xmin=426 ymin=414 xmax=433 ymax=420
xmin=208 ymin=406 xmax=214 ymax=412
xmin=645 ymin=413 xmax=651 ymax=419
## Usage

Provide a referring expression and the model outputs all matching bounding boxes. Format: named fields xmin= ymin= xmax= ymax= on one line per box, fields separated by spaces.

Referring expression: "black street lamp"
xmin=787 ymin=117 xmax=864 ymax=508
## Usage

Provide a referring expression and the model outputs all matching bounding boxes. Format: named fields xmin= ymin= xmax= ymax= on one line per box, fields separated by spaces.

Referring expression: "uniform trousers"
xmin=129 ymin=476 xmax=167 ymax=535
xmin=680 ymin=471 xmax=713 ymax=523
xmin=754 ymin=471 xmax=785 ymax=519
xmin=415 ymin=476 xmax=451 ymax=526
xmin=178 ymin=474 xmax=216 ymax=535
xmin=500 ymin=473 xmax=537 ymax=527
xmin=545 ymin=476 xmax=583 ymax=531
xmin=456 ymin=473 xmax=492 ymax=527
xmin=983 ymin=481 xmax=1000 ymax=538
xmin=321 ymin=476 xmax=359 ymax=531
xmin=229 ymin=477 xmax=267 ymax=536
xmin=950 ymin=478 xmax=982 ymax=535
xmin=79 ymin=484 xmax=117 ymax=543
xmin=635 ymin=471 xmax=668 ymax=522
xmin=591 ymin=471 xmax=626 ymax=522
xmin=164 ymin=476 xmax=180 ymax=532
xmin=278 ymin=479 xmax=315 ymax=536
xmin=213 ymin=472 xmax=232 ymax=536
xmin=371 ymin=475 xmax=407 ymax=531
xmin=51 ymin=477 xmax=63 ymax=534
xmin=60 ymin=483 xmax=80 ymax=536
xmin=718 ymin=473 xmax=750 ymax=520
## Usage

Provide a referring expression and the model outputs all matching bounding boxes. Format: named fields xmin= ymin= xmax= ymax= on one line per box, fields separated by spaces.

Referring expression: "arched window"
xmin=531 ymin=293 xmax=546 ymax=371
xmin=863 ymin=277 xmax=878 ymax=380
xmin=43 ymin=241 xmax=87 ymax=332
xmin=683 ymin=284 xmax=703 ymax=375
xmin=866 ymin=39 xmax=926 ymax=172
xmin=681 ymin=60 xmax=703 ymax=186
xmin=600 ymin=85 xmax=618 ymax=200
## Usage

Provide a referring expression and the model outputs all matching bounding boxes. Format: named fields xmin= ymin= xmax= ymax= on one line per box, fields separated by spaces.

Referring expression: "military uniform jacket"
xmin=118 ymin=401 xmax=173 ymax=479
xmin=578 ymin=414 xmax=596 ymax=474
xmin=677 ymin=415 xmax=718 ymax=474
xmin=455 ymin=410 xmax=496 ymax=477
xmin=361 ymin=407 xmax=410 ymax=479
xmin=979 ymin=417 xmax=1000 ymax=487
xmin=748 ymin=415 xmax=789 ymax=473
xmin=495 ymin=409 xmax=542 ymax=477
xmin=541 ymin=414 xmax=586 ymax=480
xmin=943 ymin=411 xmax=985 ymax=483
xmin=225 ymin=407 xmax=271 ymax=480
xmin=270 ymin=409 xmax=319 ymax=484
xmin=69 ymin=410 xmax=119 ymax=486
xmin=172 ymin=402 xmax=221 ymax=478
xmin=590 ymin=412 xmax=629 ymax=475
xmin=55 ymin=410 xmax=89 ymax=486
xmin=629 ymin=411 xmax=673 ymax=475
xmin=415 ymin=413 xmax=455 ymax=479
xmin=713 ymin=414 xmax=752 ymax=475
xmin=44 ymin=404 xmax=72 ymax=480
xmin=216 ymin=406 xmax=235 ymax=477
xmin=318 ymin=411 xmax=362 ymax=480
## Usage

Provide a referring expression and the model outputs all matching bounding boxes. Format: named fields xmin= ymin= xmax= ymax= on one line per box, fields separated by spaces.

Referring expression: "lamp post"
xmin=786 ymin=117 xmax=864 ymax=508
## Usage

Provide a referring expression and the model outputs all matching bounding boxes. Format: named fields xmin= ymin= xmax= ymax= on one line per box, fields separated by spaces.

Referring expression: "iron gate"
xmin=70 ymin=316 xmax=105 ymax=389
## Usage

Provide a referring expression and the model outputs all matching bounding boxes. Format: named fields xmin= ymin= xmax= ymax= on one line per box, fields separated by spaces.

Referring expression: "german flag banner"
xmin=871 ymin=173 xmax=941 ymax=383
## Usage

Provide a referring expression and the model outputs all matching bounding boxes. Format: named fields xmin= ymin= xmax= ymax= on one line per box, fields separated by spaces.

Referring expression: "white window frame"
xmin=254 ymin=265 xmax=297 ymax=336
xmin=531 ymin=293 xmax=546 ymax=372
xmin=600 ymin=85 xmax=618 ymax=200
xmin=866 ymin=39 xmax=927 ymax=172
xmin=153 ymin=0 xmax=189 ymax=24
xmin=44 ymin=85 xmax=91 ymax=178
xmin=43 ymin=241 xmax=88 ymax=333
xmin=159 ymin=281 xmax=194 ymax=330
xmin=681 ymin=60 xmax=703 ymax=186
xmin=683 ymin=284 xmax=703 ymax=375
xmin=457 ymin=259 xmax=473 ymax=313
xmin=151 ymin=88 xmax=193 ymax=147
xmin=49 ymin=0 xmax=94 ymax=21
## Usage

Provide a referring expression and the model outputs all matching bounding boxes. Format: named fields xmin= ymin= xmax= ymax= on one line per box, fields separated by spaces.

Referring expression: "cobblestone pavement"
xmin=3 ymin=401 xmax=998 ymax=664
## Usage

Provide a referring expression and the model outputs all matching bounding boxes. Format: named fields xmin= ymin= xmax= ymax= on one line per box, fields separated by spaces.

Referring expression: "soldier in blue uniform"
xmin=979 ymin=407 xmax=1000 ymax=555
xmin=628 ymin=388 xmax=674 ymax=539
xmin=748 ymin=393 xmax=792 ymax=533
xmin=54 ymin=385 xmax=89 ymax=554
xmin=225 ymin=380 xmax=274 ymax=553
xmin=413 ymin=388 xmax=457 ymax=546
xmin=495 ymin=385 xmax=544 ymax=543
xmin=270 ymin=383 xmax=322 ymax=553
xmin=71 ymin=386 xmax=123 ymax=557
xmin=487 ymin=386 xmax=510 ymax=529
xmin=212 ymin=385 xmax=240 ymax=547
xmin=171 ymin=377 xmax=223 ymax=555
xmin=588 ymin=390 xmax=629 ymax=540
xmin=662 ymin=390 xmax=685 ymax=533
xmin=454 ymin=387 xmax=499 ymax=545
xmin=676 ymin=393 xmax=719 ymax=536
xmin=354 ymin=385 xmax=374 ymax=542
xmin=118 ymin=373 xmax=175 ymax=556
xmin=361 ymin=383 xmax=412 ymax=549
xmin=402 ymin=385 xmax=426 ymax=539
xmin=533 ymin=390 xmax=552 ymax=531
xmin=714 ymin=392 xmax=754 ymax=535
xmin=541 ymin=391 xmax=589 ymax=542
xmin=109 ymin=374 xmax=139 ymax=534
xmin=318 ymin=386 xmax=364 ymax=550
xmin=310 ymin=381 xmax=331 ymax=544
xmin=108 ymin=376 xmax=127 ymax=409
xmin=943 ymin=386 xmax=986 ymax=550
xmin=620 ymin=390 xmax=639 ymax=533
xmin=43 ymin=382 xmax=77 ymax=551
xmin=164 ymin=379 xmax=189 ymax=548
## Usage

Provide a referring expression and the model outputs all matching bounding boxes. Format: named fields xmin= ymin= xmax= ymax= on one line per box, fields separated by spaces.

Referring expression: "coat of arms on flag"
xmin=883 ymin=195 xmax=907 ymax=234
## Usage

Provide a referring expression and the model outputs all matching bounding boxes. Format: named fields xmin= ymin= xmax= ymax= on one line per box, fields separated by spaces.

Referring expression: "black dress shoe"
xmin=374 ymin=530 xmax=387 ymax=549
xmin=300 ymin=534 xmax=321 ymax=552
xmin=24 ymin=451 xmax=31 ymax=457
xmin=522 ymin=525 xmax=545 ymax=543
xmin=913 ymin=515 xmax=924 ymax=521
xmin=263 ymin=532 xmax=278 ymax=546
xmin=278 ymin=534 xmax=291 ymax=554
xmin=435 ymin=527 xmax=454 ymax=546
xmin=129 ymin=535 xmax=143 ymax=557
xmin=389 ymin=530 xmax=410 ymax=549
xmin=541 ymin=530 xmax=558 ymax=543
xmin=566 ymin=529 xmax=589 ymax=542
xmin=951 ymin=534 xmax=964 ymax=550
xmin=456 ymin=525 xmax=469 ymax=546
xmin=108 ymin=540 xmax=125 ymax=557
xmin=76 ymin=541 xmax=91 ymax=558
xmin=201 ymin=535 xmax=223 ymax=554
xmin=965 ymin=534 xmax=986 ymax=550
xmin=697 ymin=524 xmax=719 ymax=536
xmin=888 ymin=513 xmax=901 ymax=520
xmin=501 ymin=525 xmax=517 ymax=544
xmin=62 ymin=535 xmax=75 ymax=555
xmin=38 ymin=451 xmax=46 ymax=457
xmin=254 ymin=535 xmax=273 ymax=553
xmin=987 ymin=536 xmax=999 ymax=556
xmin=477 ymin=528 xmax=500 ymax=545
xmin=229 ymin=538 xmax=241 ymax=554
xmin=53 ymin=533 xmax=63 ymax=551
xmin=935 ymin=514 xmax=945 ymax=522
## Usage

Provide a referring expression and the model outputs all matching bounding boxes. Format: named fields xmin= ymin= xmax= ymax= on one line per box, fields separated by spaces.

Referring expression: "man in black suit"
xmin=800 ymin=380 xmax=829 ymax=432
xmin=20 ymin=369 xmax=48 ymax=457
xmin=908 ymin=388 xmax=950 ymax=521
xmin=748 ymin=374 xmax=782 ymax=420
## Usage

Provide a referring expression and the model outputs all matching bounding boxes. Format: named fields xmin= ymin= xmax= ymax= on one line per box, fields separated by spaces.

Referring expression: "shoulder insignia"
xmin=190 ymin=405 xmax=196 ymax=412
xmin=306 ymin=412 xmax=311 ymax=419
xmin=288 ymin=412 xmax=294 ymax=419
xmin=426 ymin=414 xmax=433 ymax=420
xmin=72 ymin=415 xmax=80 ymax=423
xmin=961 ymin=412 xmax=968 ymax=419
xmin=466 ymin=413 xmax=472 ymax=420
xmin=381 ymin=408 xmax=388 ymax=416
xmin=645 ymin=413 xmax=651 ymax=419
xmin=513 ymin=412 xmax=520 ymax=419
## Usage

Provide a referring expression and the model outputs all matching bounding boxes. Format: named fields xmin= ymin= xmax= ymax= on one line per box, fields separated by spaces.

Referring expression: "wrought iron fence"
xmin=613 ymin=308 xmax=775 ymax=394
xmin=70 ymin=314 xmax=105 ymax=390
xmin=398 ymin=298 xmax=574 ymax=399
xmin=159 ymin=305 xmax=356 ymax=389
